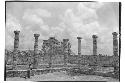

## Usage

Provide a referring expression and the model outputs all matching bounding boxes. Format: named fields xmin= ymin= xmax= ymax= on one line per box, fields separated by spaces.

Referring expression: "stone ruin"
xmin=6 ymin=30 xmax=119 ymax=71
xmin=4 ymin=30 xmax=120 ymax=80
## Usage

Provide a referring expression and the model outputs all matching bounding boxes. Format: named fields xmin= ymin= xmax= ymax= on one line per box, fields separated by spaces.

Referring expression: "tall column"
xmin=112 ymin=32 xmax=119 ymax=77
xmin=48 ymin=37 xmax=55 ymax=68
xmin=63 ymin=39 xmax=69 ymax=66
xmin=77 ymin=37 xmax=82 ymax=68
xmin=13 ymin=31 xmax=20 ymax=69
xmin=77 ymin=37 xmax=82 ymax=56
xmin=42 ymin=40 xmax=48 ymax=53
xmin=112 ymin=32 xmax=118 ymax=56
xmin=33 ymin=34 xmax=40 ymax=69
xmin=92 ymin=35 xmax=98 ymax=55
xmin=14 ymin=31 xmax=20 ymax=51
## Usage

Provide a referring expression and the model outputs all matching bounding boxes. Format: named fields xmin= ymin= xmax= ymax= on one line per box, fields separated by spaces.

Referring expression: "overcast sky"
xmin=5 ymin=2 xmax=119 ymax=55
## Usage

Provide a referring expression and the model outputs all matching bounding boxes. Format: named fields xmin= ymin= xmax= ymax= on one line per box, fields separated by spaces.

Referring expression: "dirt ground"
xmin=6 ymin=71 xmax=119 ymax=82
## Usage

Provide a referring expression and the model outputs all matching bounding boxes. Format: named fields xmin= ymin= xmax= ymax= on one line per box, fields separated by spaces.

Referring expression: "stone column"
xmin=112 ymin=32 xmax=119 ymax=77
xmin=77 ymin=37 xmax=82 ymax=68
xmin=14 ymin=31 xmax=20 ymax=51
xmin=42 ymin=40 xmax=48 ymax=52
xmin=112 ymin=32 xmax=118 ymax=56
xmin=42 ymin=40 xmax=48 ymax=63
xmin=33 ymin=34 xmax=40 ymax=69
xmin=49 ymin=37 xmax=55 ymax=40
xmin=92 ymin=35 xmax=98 ymax=55
xmin=63 ymin=39 xmax=69 ymax=66
xmin=48 ymin=37 xmax=55 ymax=68
xmin=13 ymin=31 xmax=20 ymax=69
xmin=77 ymin=37 xmax=82 ymax=56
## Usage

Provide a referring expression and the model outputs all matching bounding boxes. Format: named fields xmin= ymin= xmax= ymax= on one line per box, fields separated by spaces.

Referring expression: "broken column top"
xmin=34 ymin=34 xmax=40 ymax=37
xmin=43 ymin=40 xmax=47 ymax=42
xmin=77 ymin=37 xmax=82 ymax=39
xmin=14 ymin=30 xmax=20 ymax=34
xmin=43 ymin=40 xmax=49 ymax=44
xmin=112 ymin=32 xmax=118 ymax=36
xmin=63 ymin=39 xmax=69 ymax=42
xmin=49 ymin=37 xmax=55 ymax=39
xmin=92 ymin=35 xmax=98 ymax=38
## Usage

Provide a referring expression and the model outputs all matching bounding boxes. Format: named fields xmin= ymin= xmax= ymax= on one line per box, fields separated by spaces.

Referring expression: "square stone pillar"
xmin=33 ymin=34 xmax=40 ymax=69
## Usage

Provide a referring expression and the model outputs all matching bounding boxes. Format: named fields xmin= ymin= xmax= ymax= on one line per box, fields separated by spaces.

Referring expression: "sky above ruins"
xmin=5 ymin=2 xmax=119 ymax=55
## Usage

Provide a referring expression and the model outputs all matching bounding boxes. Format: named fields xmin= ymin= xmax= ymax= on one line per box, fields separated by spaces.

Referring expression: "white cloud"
xmin=82 ymin=2 xmax=104 ymax=9
xmin=23 ymin=14 xmax=44 ymax=25
xmin=21 ymin=8 xmax=52 ymax=41
xmin=22 ymin=8 xmax=52 ymax=25
xmin=6 ymin=14 xmax=22 ymax=32
xmin=6 ymin=8 xmax=52 ymax=50
xmin=34 ymin=8 xmax=51 ymax=17
xmin=5 ymin=33 xmax=14 ymax=50
xmin=5 ymin=2 xmax=119 ymax=55
xmin=58 ymin=2 xmax=117 ymax=55
xmin=76 ymin=3 xmax=98 ymax=24
xmin=24 ymin=9 xmax=51 ymax=18
xmin=6 ymin=14 xmax=22 ymax=50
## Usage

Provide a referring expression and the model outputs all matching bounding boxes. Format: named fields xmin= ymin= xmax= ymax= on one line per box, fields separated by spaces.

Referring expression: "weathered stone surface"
xmin=33 ymin=34 xmax=40 ymax=69
xmin=77 ymin=37 xmax=82 ymax=56
xmin=14 ymin=31 xmax=20 ymax=51
xmin=112 ymin=32 xmax=118 ymax=56
xmin=92 ymin=35 xmax=98 ymax=55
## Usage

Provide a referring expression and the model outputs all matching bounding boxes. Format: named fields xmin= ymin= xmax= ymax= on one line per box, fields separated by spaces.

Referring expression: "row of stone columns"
xmin=77 ymin=33 xmax=118 ymax=56
xmin=13 ymin=31 xmax=40 ymax=69
xmin=77 ymin=35 xmax=98 ymax=57
xmin=13 ymin=31 xmax=119 ymax=69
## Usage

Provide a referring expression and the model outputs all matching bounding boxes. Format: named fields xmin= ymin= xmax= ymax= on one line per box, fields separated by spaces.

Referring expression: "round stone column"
xmin=92 ymin=35 xmax=98 ymax=55
xmin=112 ymin=32 xmax=118 ymax=56
xmin=33 ymin=34 xmax=40 ymax=69
xmin=63 ymin=39 xmax=69 ymax=66
xmin=14 ymin=31 xmax=20 ymax=51
xmin=77 ymin=37 xmax=82 ymax=68
xmin=13 ymin=31 xmax=20 ymax=69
